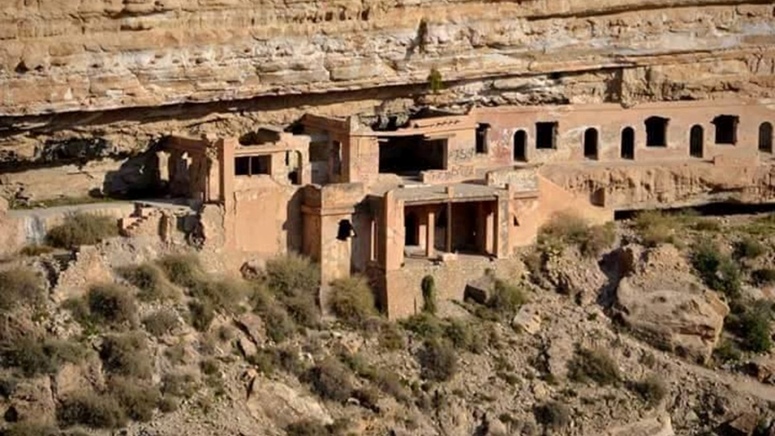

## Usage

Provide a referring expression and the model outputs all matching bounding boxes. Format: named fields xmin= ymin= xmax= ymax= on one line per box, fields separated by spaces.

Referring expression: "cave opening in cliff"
xmin=645 ymin=117 xmax=668 ymax=147
xmin=535 ymin=122 xmax=557 ymax=149
xmin=583 ymin=128 xmax=598 ymax=160
xmin=759 ymin=122 xmax=773 ymax=153
xmin=378 ymin=136 xmax=446 ymax=175
xmin=690 ymin=125 xmax=704 ymax=158
xmin=713 ymin=115 xmax=739 ymax=145
xmin=621 ymin=127 xmax=635 ymax=160
xmin=513 ymin=130 xmax=527 ymax=162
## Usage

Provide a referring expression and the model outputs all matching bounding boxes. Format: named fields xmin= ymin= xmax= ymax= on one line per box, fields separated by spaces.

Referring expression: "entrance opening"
xmin=378 ymin=136 xmax=446 ymax=175
xmin=690 ymin=125 xmax=704 ymax=158
xmin=476 ymin=124 xmax=490 ymax=154
xmin=513 ymin=130 xmax=527 ymax=162
xmin=645 ymin=116 xmax=669 ymax=147
xmin=713 ymin=115 xmax=739 ymax=145
xmin=759 ymin=122 xmax=773 ymax=153
xmin=404 ymin=212 xmax=418 ymax=246
xmin=583 ymin=128 xmax=598 ymax=160
xmin=621 ymin=127 xmax=634 ymax=159
xmin=535 ymin=122 xmax=558 ymax=149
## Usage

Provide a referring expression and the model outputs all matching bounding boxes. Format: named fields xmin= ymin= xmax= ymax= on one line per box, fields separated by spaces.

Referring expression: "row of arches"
xmin=513 ymin=122 xmax=774 ymax=161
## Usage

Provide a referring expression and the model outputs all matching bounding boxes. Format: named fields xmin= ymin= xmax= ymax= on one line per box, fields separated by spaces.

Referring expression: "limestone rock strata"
xmin=0 ymin=0 xmax=773 ymax=118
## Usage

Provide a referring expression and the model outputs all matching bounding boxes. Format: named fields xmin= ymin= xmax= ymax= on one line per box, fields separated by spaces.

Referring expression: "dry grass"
xmin=47 ymin=212 xmax=118 ymax=249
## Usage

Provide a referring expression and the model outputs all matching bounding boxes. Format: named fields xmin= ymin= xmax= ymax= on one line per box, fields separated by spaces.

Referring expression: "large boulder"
xmin=544 ymin=247 xmax=607 ymax=305
xmin=245 ymin=378 xmax=332 ymax=429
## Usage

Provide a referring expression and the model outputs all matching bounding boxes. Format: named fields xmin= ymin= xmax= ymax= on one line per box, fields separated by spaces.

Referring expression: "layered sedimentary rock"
xmin=0 ymin=0 xmax=774 ymax=161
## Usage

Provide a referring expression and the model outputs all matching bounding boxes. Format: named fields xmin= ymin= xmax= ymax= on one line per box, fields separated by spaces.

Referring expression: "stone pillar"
xmin=445 ymin=201 xmax=452 ymax=253
xmin=426 ymin=209 xmax=435 ymax=258
xmin=485 ymin=202 xmax=495 ymax=255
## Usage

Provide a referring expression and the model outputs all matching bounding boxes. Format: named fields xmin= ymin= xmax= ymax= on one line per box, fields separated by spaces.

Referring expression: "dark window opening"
xmin=513 ymin=130 xmax=527 ymax=162
xmin=759 ymin=122 xmax=773 ymax=153
xmin=645 ymin=116 xmax=669 ymax=147
xmin=404 ymin=212 xmax=418 ymax=246
xmin=536 ymin=122 xmax=558 ymax=149
xmin=234 ymin=155 xmax=271 ymax=176
xmin=331 ymin=141 xmax=342 ymax=176
xmin=336 ymin=219 xmax=356 ymax=241
xmin=583 ymin=128 xmax=598 ymax=160
xmin=713 ymin=115 xmax=739 ymax=145
xmin=475 ymin=124 xmax=490 ymax=154
xmin=690 ymin=125 xmax=704 ymax=158
xmin=378 ymin=136 xmax=446 ymax=175
xmin=621 ymin=127 xmax=634 ymax=160
xmin=309 ymin=142 xmax=329 ymax=162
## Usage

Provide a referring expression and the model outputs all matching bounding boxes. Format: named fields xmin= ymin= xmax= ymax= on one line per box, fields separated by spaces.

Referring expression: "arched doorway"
xmin=404 ymin=212 xmax=418 ymax=246
xmin=690 ymin=125 xmax=704 ymax=158
xmin=621 ymin=127 xmax=634 ymax=160
xmin=513 ymin=130 xmax=527 ymax=162
xmin=760 ymin=122 xmax=773 ymax=153
xmin=583 ymin=128 xmax=598 ymax=160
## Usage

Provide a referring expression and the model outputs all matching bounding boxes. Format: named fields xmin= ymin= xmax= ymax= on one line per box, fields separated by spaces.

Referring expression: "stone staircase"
xmin=119 ymin=203 xmax=161 ymax=238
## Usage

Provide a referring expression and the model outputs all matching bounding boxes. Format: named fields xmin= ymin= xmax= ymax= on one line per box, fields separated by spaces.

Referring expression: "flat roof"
xmin=391 ymin=183 xmax=504 ymax=205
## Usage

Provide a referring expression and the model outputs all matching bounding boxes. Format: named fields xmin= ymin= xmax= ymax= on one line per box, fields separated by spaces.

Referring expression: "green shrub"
xmin=0 ymin=376 xmax=18 ymax=398
xmin=378 ymin=322 xmax=406 ymax=351
xmin=1 ymin=422 xmax=60 ymax=436
xmin=329 ymin=276 xmax=376 ymax=327
xmin=693 ymin=219 xmax=721 ymax=232
xmin=190 ymin=278 xmax=248 ymax=315
xmin=401 ymin=312 xmax=443 ymax=340
xmin=421 ymin=275 xmax=437 ymax=315
xmin=0 ymin=267 xmax=44 ymax=312
xmin=142 ymin=309 xmax=179 ymax=337
xmin=264 ymin=254 xmax=320 ymax=297
xmin=200 ymin=358 xmax=220 ymax=376
xmin=156 ymin=254 xmax=202 ymax=288
xmin=691 ymin=240 xmax=741 ymax=299
xmin=1 ymin=337 xmax=85 ymax=377
xmin=714 ymin=339 xmax=742 ymax=363
xmin=534 ymin=401 xmax=572 ymax=430
xmin=100 ymin=332 xmax=152 ymax=379
xmin=283 ymin=293 xmax=320 ymax=328
xmin=752 ymin=269 xmax=775 ymax=286
xmin=187 ymin=300 xmax=215 ymax=332
xmin=19 ymin=244 xmax=54 ymax=257
xmin=161 ymin=372 xmax=198 ymax=399
xmin=249 ymin=346 xmax=304 ymax=376
xmin=47 ymin=213 xmax=118 ymax=249
xmin=734 ymin=237 xmax=766 ymax=260
xmin=117 ymin=263 xmax=177 ymax=302
xmin=427 ymin=68 xmax=444 ymax=94
xmin=261 ymin=304 xmax=297 ymax=343
xmin=87 ymin=284 xmax=138 ymax=328
xmin=630 ymin=375 xmax=667 ymax=407
xmin=57 ymin=392 xmax=127 ymax=429
xmin=738 ymin=306 xmax=772 ymax=353
xmin=487 ymin=279 xmax=528 ymax=317
xmin=419 ymin=339 xmax=458 ymax=382
xmin=568 ymin=347 xmax=620 ymax=386
xmin=305 ymin=358 xmax=354 ymax=402
xmin=538 ymin=213 xmax=615 ymax=257
xmin=109 ymin=377 xmax=160 ymax=422
xmin=633 ymin=211 xmax=679 ymax=247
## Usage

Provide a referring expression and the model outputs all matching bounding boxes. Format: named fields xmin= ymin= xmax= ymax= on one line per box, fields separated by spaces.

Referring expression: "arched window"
xmin=513 ymin=130 xmax=527 ymax=162
xmin=759 ymin=122 xmax=773 ymax=153
xmin=583 ymin=128 xmax=598 ymax=160
xmin=690 ymin=125 xmax=704 ymax=158
xmin=621 ymin=127 xmax=634 ymax=159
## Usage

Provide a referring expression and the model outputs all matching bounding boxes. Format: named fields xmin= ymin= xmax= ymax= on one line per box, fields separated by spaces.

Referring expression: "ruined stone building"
xmin=154 ymin=99 xmax=775 ymax=318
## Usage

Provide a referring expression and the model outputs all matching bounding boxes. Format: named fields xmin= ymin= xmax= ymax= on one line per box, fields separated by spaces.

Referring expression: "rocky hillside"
xmin=1 ymin=1 xmax=774 ymax=159
xmin=2 ymin=210 xmax=775 ymax=435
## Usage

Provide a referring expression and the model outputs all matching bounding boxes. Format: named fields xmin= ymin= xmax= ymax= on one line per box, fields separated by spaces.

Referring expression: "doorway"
xmin=690 ymin=125 xmax=704 ymax=158
xmin=760 ymin=122 xmax=773 ymax=153
xmin=621 ymin=127 xmax=634 ymax=160
xmin=404 ymin=212 xmax=418 ymax=246
xmin=583 ymin=128 xmax=598 ymax=160
xmin=513 ymin=130 xmax=527 ymax=162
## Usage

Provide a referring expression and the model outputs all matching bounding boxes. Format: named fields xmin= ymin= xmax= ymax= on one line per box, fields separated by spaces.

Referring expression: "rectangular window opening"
xmin=536 ymin=122 xmax=558 ymax=149
xmin=645 ymin=116 xmax=669 ymax=147
xmin=234 ymin=155 xmax=271 ymax=176
xmin=713 ymin=115 xmax=739 ymax=145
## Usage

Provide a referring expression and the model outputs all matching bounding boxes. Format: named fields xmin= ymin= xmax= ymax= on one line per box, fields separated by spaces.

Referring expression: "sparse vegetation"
xmin=47 ymin=212 xmax=118 ymax=249
xmin=568 ymin=347 xmax=620 ymax=386
xmin=378 ymin=322 xmax=406 ymax=351
xmin=0 ymin=267 xmax=44 ymax=312
xmin=419 ymin=339 xmax=458 ymax=382
xmin=633 ymin=210 xmax=680 ymax=247
xmin=1 ymin=337 xmax=85 ymax=377
xmin=538 ymin=213 xmax=615 ymax=257
xmin=261 ymin=303 xmax=298 ymax=343
xmin=305 ymin=358 xmax=354 ymax=402
xmin=329 ymin=275 xmax=377 ymax=327
xmin=487 ymin=279 xmax=528 ymax=317
xmin=1 ymin=422 xmax=60 ymax=436
xmin=734 ymin=237 xmax=766 ymax=260
xmin=156 ymin=254 xmax=203 ymax=288
xmin=691 ymin=239 xmax=741 ymax=299
xmin=109 ymin=377 xmax=161 ymax=421
xmin=735 ymin=304 xmax=773 ymax=353
xmin=100 ymin=332 xmax=152 ymax=379
xmin=57 ymin=392 xmax=127 ymax=429
xmin=161 ymin=372 xmax=199 ymax=399
xmin=752 ymin=268 xmax=775 ymax=286
xmin=535 ymin=401 xmax=572 ymax=430
xmin=117 ymin=263 xmax=177 ymax=302
xmin=19 ymin=244 xmax=54 ymax=256
xmin=714 ymin=339 xmax=742 ymax=363
xmin=421 ymin=275 xmax=437 ymax=315
xmin=427 ymin=68 xmax=443 ymax=93
xmin=630 ymin=375 xmax=667 ymax=407
xmin=86 ymin=283 xmax=138 ymax=328
xmin=264 ymin=253 xmax=320 ymax=297
xmin=142 ymin=309 xmax=179 ymax=337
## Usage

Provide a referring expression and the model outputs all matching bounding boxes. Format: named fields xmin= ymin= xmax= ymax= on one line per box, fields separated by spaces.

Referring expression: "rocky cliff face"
xmin=1 ymin=1 xmax=774 ymax=160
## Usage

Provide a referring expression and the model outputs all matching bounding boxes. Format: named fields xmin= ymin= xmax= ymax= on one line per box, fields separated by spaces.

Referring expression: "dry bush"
xmin=1 ymin=337 xmax=85 ymax=377
xmin=2 ymin=422 xmax=60 ymax=436
xmin=142 ymin=309 xmax=179 ymax=337
xmin=419 ymin=339 xmax=458 ymax=382
xmin=260 ymin=302 xmax=298 ymax=343
xmin=487 ymin=279 xmax=528 ymax=318
xmin=691 ymin=239 xmax=741 ymax=299
xmin=86 ymin=283 xmax=138 ymax=328
xmin=156 ymin=254 xmax=203 ymax=288
xmin=305 ymin=358 xmax=354 ymax=402
xmin=108 ymin=377 xmax=161 ymax=422
xmin=161 ymin=372 xmax=199 ymax=399
xmin=0 ymin=267 xmax=44 ymax=312
xmin=329 ymin=276 xmax=377 ymax=328
xmin=534 ymin=401 xmax=572 ymax=430
xmin=47 ymin=213 xmax=118 ymax=249
xmin=633 ymin=211 xmax=680 ymax=247
xmin=378 ymin=322 xmax=406 ymax=351
xmin=57 ymin=392 xmax=127 ymax=429
xmin=117 ymin=263 xmax=177 ymax=302
xmin=568 ymin=347 xmax=620 ymax=386
xmin=19 ymin=244 xmax=54 ymax=257
xmin=630 ymin=375 xmax=667 ymax=407
xmin=264 ymin=253 xmax=320 ymax=297
xmin=100 ymin=332 xmax=152 ymax=379
xmin=538 ymin=213 xmax=615 ymax=257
